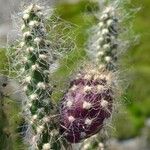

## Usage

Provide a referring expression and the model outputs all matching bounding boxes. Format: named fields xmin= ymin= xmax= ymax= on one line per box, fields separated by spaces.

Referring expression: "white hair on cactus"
xmin=66 ymin=100 xmax=73 ymax=108
xmin=36 ymin=125 xmax=44 ymax=134
xmin=101 ymin=99 xmax=109 ymax=108
xmin=19 ymin=42 xmax=25 ymax=48
xmin=30 ymin=94 xmax=38 ymax=100
xmin=34 ymin=37 xmax=41 ymax=43
xmin=83 ymin=101 xmax=92 ymax=109
xmin=23 ymin=13 xmax=30 ymax=20
xmin=85 ymin=118 xmax=92 ymax=125
xmin=37 ymin=82 xmax=46 ymax=89
xmin=86 ymin=0 xmax=135 ymax=72
xmin=23 ymin=31 xmax=31 ymax=38
xmin=39 ymin=54 xmax=48 ymax=60
xmin=43 ymin=116 xmax=50 ymax=123
xmin=25 ymin=76 xmax=31 ymax=83
xmin=6 ymin=1 xmax=76 ymax=148
xmin=31 ymin=64 xmax=40 ymax=71
xmin=42 ymin=143 xmax=51 ymax=150
xmin=68 ymin=116 xmax=75 ymax=122
xmin=26 ymin=47 xmax=34 ymax=53
xmin=21 ymin=24 xmax=26 ymax=31
xmin=29 ymin=20 xmax=39 ymax=27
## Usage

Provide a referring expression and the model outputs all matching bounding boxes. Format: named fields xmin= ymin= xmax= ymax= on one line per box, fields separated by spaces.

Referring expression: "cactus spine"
xmin=19 ymin=4 xmax=59 ymax=150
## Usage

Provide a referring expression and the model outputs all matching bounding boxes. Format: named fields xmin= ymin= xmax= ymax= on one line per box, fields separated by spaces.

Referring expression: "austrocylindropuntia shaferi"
xmin=59 ymin=1 xmax=124 ymax=144
xmin=5 ymin=0 xmax=134 ymax=149
xmin=7 ymin=3 xmax=65 ymax=150
xmin=20 ymin=4 xmax=59 ymax=150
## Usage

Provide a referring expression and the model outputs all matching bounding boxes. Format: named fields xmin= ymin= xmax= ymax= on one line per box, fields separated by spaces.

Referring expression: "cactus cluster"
xmin=5 ymin=0 xmax=133 ymax=149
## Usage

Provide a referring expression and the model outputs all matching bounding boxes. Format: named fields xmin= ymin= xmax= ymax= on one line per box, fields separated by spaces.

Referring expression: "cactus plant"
xmin=59 ymin=66 xmax=114 ymax=143
xmin=4 ymin=0 xmax=135 ymax=149
xmin=6 ymin=4 xmax=66 ymax=150
xmin=59 ymin=1 xmax=127 ymax=144
xmin=20 ymin=4 xmax=59 ymax=150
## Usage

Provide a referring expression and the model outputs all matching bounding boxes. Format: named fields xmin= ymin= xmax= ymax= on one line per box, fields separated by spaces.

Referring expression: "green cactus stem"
xmin=19 ymin=4 xmax=60 ymax=150
xmin=87 ymin=4 xmax=121 ymax=71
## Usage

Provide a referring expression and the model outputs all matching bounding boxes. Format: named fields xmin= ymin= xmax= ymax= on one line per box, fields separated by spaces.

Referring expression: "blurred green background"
xmin=0 ymin=0 xmax=150 ymax=149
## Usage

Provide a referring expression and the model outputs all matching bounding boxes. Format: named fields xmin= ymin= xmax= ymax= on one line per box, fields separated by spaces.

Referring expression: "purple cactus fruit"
xmin=60 ymin=70 xmax=113 ymax=143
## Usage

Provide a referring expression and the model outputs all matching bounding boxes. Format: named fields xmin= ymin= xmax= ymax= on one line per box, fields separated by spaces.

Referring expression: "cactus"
xmin=59 ymin=1 xmax=127 ymax=144
xmin=7 ymin=4 xmax=64 ymax=150
xmin=6 ymin=1 xmax=76 ymax=149
xmin=87 ymin=4 xmax=119 ymax=71
xmin=4 ymin=0 xmax=134 ymax=149
xmin=60 ymin=66 xmax=114 ymax=143
xmin=21 ymin=4 xmax=58 ymax=149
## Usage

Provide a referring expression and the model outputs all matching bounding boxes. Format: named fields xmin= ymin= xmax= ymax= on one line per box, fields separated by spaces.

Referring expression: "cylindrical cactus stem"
xmin=19 ymin=4 xmax=59 ymax=149
xmin=60 ymin=2 xmax=122 ymax=144
xmin=88 ymin=5 xmax=119 ymax=71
